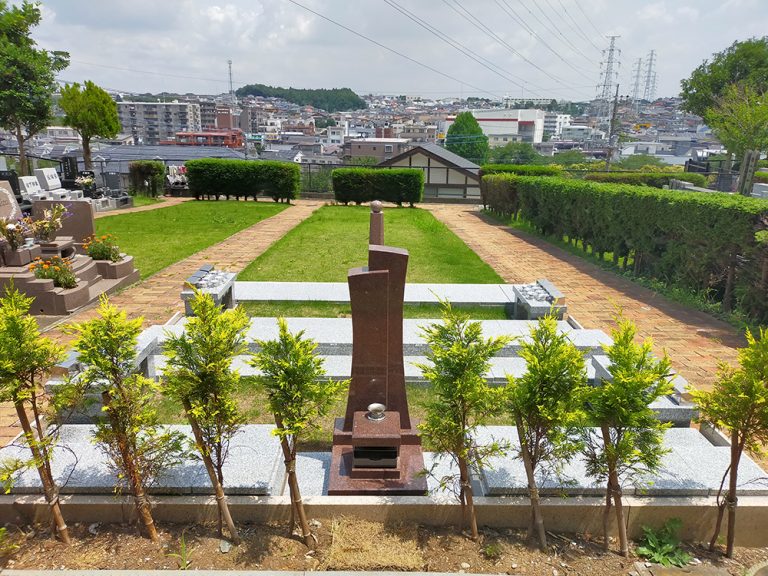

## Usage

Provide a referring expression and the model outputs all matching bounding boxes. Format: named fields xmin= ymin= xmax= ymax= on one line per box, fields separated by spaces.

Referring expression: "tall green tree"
xmin=580 ymin=316 xmax=673 ymax=557
xmin=0 ymin=1 xmax=68 ymax=175
xmin=0 ymin=285 xmax=70 ymax=544
xmin=689 ymin=328 xmax=768 ymax=558
xmin=488 ymin=142 xmax=542 ymax=165
xmin=162 ymin=291 xmax=251 ymax=545
xmin=705 ymin=83 xmax=768 ymax=162
xmin=507 ymin=314 xmax=587 ymax=551
xmin=59 ymin=80 xmax=120 ymax=170
xmin=680 ymin=37 xmax=768 ymax=117
xmin=252 ymin=319 xmax=346 ymax=548
xmin=416 ymin=302 xmax=510 ymax=540
xmin=445 ymin=111 xmax=488 ymax=164
xmin=68 ymin=297 xmax=185 ymax=542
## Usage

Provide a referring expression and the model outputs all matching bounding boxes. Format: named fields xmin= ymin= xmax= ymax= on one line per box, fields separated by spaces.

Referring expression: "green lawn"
xmin=156 ymin=377 xmax=508 ymax=451
xmin=131 ymin=195 xmax=165 ymax=207
xmin=241 ymin=300 xmax=509 ymax=320
xmin=95 ymin=201 xmax=287 ymax=279
xmin=238 ymin=205 xmax=502 ymax=283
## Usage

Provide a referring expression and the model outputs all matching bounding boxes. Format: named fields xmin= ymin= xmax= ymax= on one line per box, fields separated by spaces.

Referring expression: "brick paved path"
xmin=0 ymin=199 xmax=322 ymax=445
xmin=94 ymin=195 xmax=193 ymax=219
xmin=425 ymin=204 xmax=743 ymax=391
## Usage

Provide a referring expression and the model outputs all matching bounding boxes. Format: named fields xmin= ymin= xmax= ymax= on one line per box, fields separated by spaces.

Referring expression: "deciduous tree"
xmin=0 ymin=1 xmax=68 ymax=175
xmin=59 ymin=80 xmax=120 ymax=170
xmin=163 ymin=291 xmax=250 ymax=545
xmin=705 ymin=83 xmax=768 ymax=163
xmin=580 ymin=316 xmax=673 ymax=557
xmin=445 ymin=111 xmax=488 ymax=164
xmin=416 ymin=302 xmax=509 ymax=540
xmin=507 ymin=314 xmax=587 ymax=550
xmin=252 ymin=319 xmax=345 ymax=548
xmin=680 ymin=37 xmax=768 ymax=118
xmin=689 ymin=328 xmax=768 ymax=558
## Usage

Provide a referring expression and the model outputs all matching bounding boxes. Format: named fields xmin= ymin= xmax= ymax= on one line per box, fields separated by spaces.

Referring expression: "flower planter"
xmin=94 ymin=255 xmax=137 ymax=280
xmin=39 ymin=237 xmax=76 ymax=259
xmin=3 ymin=244 xmax=42 ymax=267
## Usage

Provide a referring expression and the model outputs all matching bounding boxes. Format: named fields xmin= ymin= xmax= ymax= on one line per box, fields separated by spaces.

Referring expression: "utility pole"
xmin=605 ymin=84 xmax=621 ymax=171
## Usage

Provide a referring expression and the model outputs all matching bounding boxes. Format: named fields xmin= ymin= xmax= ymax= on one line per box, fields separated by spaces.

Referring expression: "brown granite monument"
xmin=328 ymin=201 xmax=427 ymax=495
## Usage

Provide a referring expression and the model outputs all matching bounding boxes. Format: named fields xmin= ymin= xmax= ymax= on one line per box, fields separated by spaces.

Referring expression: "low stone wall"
xmin=4 ymin=493 xmax=768 ymax=547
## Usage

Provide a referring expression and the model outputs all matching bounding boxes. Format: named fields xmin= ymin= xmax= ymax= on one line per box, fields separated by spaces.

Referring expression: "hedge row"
xmin=484 ymin=174 xmax=768 ymax=321
xmin=481 ymin=164 xmax=564 ymax=177
xmin=331 ymin=168 xmax=424 ymax=206
xmin=754 ymin=172 xmax=768 ymax=184
xmin=185 ymin=158 xmax=300 ymax=202
xmin=583 ymin=171 xmax=708 ymax=188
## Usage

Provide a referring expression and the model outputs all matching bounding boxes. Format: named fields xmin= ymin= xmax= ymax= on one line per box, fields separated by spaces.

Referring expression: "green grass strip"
xmin=238 ymin=205 xmax=502 ymax=283
xmin=95 ymin=200 xmax=287 ymax=279
xmin=241 ymin=300 xmax=508 ymax=319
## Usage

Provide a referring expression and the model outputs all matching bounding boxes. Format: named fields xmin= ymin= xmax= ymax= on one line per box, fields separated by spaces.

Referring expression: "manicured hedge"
xmin=484 ymin=175 xmax=768 ymax=321
xmin=481 ymin=164 xmax=564 ymax=177
xmin=185 ymin=158 xmax=300 ymax=202
xmin=754 ymin=172 xmax=768 ymax=184
xmin=583 ymin=171 xmax=708 ymax=188
xmin=331 ymin=167 xmax=424 ymax=206
xmin=128 ymin=160 xmax=165 ymax=197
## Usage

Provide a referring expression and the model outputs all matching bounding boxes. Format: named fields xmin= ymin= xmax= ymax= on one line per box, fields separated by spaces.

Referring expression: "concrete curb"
xmin=3 ymin=493 xmax=768 ymax=547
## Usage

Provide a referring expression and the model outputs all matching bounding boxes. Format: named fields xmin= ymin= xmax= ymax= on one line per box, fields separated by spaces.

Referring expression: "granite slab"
xmin=5 ymin=425 xmax=283 ymax=496
xmin=478 ymin=426 xmax=768 ymax=497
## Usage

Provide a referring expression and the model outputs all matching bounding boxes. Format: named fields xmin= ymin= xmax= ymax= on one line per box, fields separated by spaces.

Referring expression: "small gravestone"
xmin=32 ymin=200 xmax=95 ymax=244
xmin=0 ymin=181 xmax=22 ymax=221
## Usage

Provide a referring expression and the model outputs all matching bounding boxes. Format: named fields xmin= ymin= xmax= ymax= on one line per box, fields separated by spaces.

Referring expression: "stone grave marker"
xmin=328 ymin=202 xmax=427 ymax=495
xmin=32 ymin=200 xmax=95 ymax=244
xmin=0 ymin=181 xmax=22 ymax=221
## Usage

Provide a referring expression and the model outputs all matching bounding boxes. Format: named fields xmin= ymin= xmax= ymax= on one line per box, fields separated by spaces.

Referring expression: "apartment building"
xmin=117 ymin=101 xmax=201 ymax=145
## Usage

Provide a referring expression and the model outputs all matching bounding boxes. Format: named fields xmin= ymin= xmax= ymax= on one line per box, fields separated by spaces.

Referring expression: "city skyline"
xmin=29 ymin=0 xmax=768 ymax=103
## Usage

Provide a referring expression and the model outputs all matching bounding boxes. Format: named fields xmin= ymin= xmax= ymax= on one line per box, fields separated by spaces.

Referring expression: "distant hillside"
xmin=235 ymin=83 xmax=366 ymax=112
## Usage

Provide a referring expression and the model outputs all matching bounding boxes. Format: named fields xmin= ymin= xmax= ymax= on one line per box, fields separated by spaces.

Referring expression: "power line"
xmin=494 ymin=0 xmax=594 ymax=76
xmin=441 ymin=0 xmax=568 ymax=86
xmin=69 ymin=59 xmax=231 ymax=87
xmin=517 ymin=0 xmax=593 ymax=63
xmin=382 ymin=0 xmax=531 ymax=93
xmin=573 ymin=2 xmax=605 ymax=39
xmin=554 ymin=0 xmax=602 ymax=52
xmin=538 ymin=0 xmax=599 ymax=57
xmin=284 ymin=0 xmax=504 ymax=100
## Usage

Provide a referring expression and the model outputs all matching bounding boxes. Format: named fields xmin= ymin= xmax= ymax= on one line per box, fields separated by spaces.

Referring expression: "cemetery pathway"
xmin=425 ymin=203 xmax=744 ymax=392
xmin=93 ymin=195 xmax=193 ymax=219
xmin=0 ymin=199 xmax=323 ymax=446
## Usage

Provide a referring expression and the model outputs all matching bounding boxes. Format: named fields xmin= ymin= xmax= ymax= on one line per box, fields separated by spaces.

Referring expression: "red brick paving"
xmin=424 ymin=204 xmax=743 ymax=391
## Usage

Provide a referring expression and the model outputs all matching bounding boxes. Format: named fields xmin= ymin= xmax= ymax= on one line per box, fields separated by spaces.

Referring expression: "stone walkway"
xmin=93 ymin=195 xmax=192 ymax=219
xmin=0 ymin=199 xmax=323 ymax=445
xmin=424 ymin=204 xmax=744 ymax=391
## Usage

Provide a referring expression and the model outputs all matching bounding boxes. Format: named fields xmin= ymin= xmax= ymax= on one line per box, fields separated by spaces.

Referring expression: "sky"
xmin=27 ymin=0 xmax=768 ymax=102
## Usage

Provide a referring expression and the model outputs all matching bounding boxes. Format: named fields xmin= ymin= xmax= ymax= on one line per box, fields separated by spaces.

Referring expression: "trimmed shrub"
xmin=481 ymin=173 xmax=521 ymax=217
xmin=753 ymin=172 xmax=768 ymax=184
xmin=583 ymin=171 xmax=708 ymax=188
xmin=331 ymin=167 xmax=424 ymax=206
xmin=481 ymin=164 xmax=563 ymax=177
xmin=185 ymin=158 xmax=300 ymax=202
xmin=484 ymin=175 xmax=768 ymax=321
xmin=128 ymin=160 xmax=165 ymax=197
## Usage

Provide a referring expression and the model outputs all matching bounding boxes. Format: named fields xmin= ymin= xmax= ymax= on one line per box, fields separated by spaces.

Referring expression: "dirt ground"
xmin=2 ymin=518 xmax=767 ymax=575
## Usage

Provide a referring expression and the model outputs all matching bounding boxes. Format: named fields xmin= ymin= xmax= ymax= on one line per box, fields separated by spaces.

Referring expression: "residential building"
xmin=164 ymin=129 xmax=245 ymax=148
xmin=379 ymin=143 xmax=480 ymax=199
xmin=559 ymin=125 xmax=605 ymax=142
xmin=117 ymin=101 xmax=201 ymax=145
xmin=543 ymin=113 xmax=571 ymax=138
xmin=346 ymin=138 xmax=410 ymax=163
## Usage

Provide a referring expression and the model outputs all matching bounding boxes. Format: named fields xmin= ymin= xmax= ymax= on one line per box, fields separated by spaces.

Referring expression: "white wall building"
xmin=560 ymin=125 xmax=605 ymax=142
xmin=446 ymin=109 xmax=546 ymax=146
xmin=543 ymin=113 xmax=572 ymax=138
